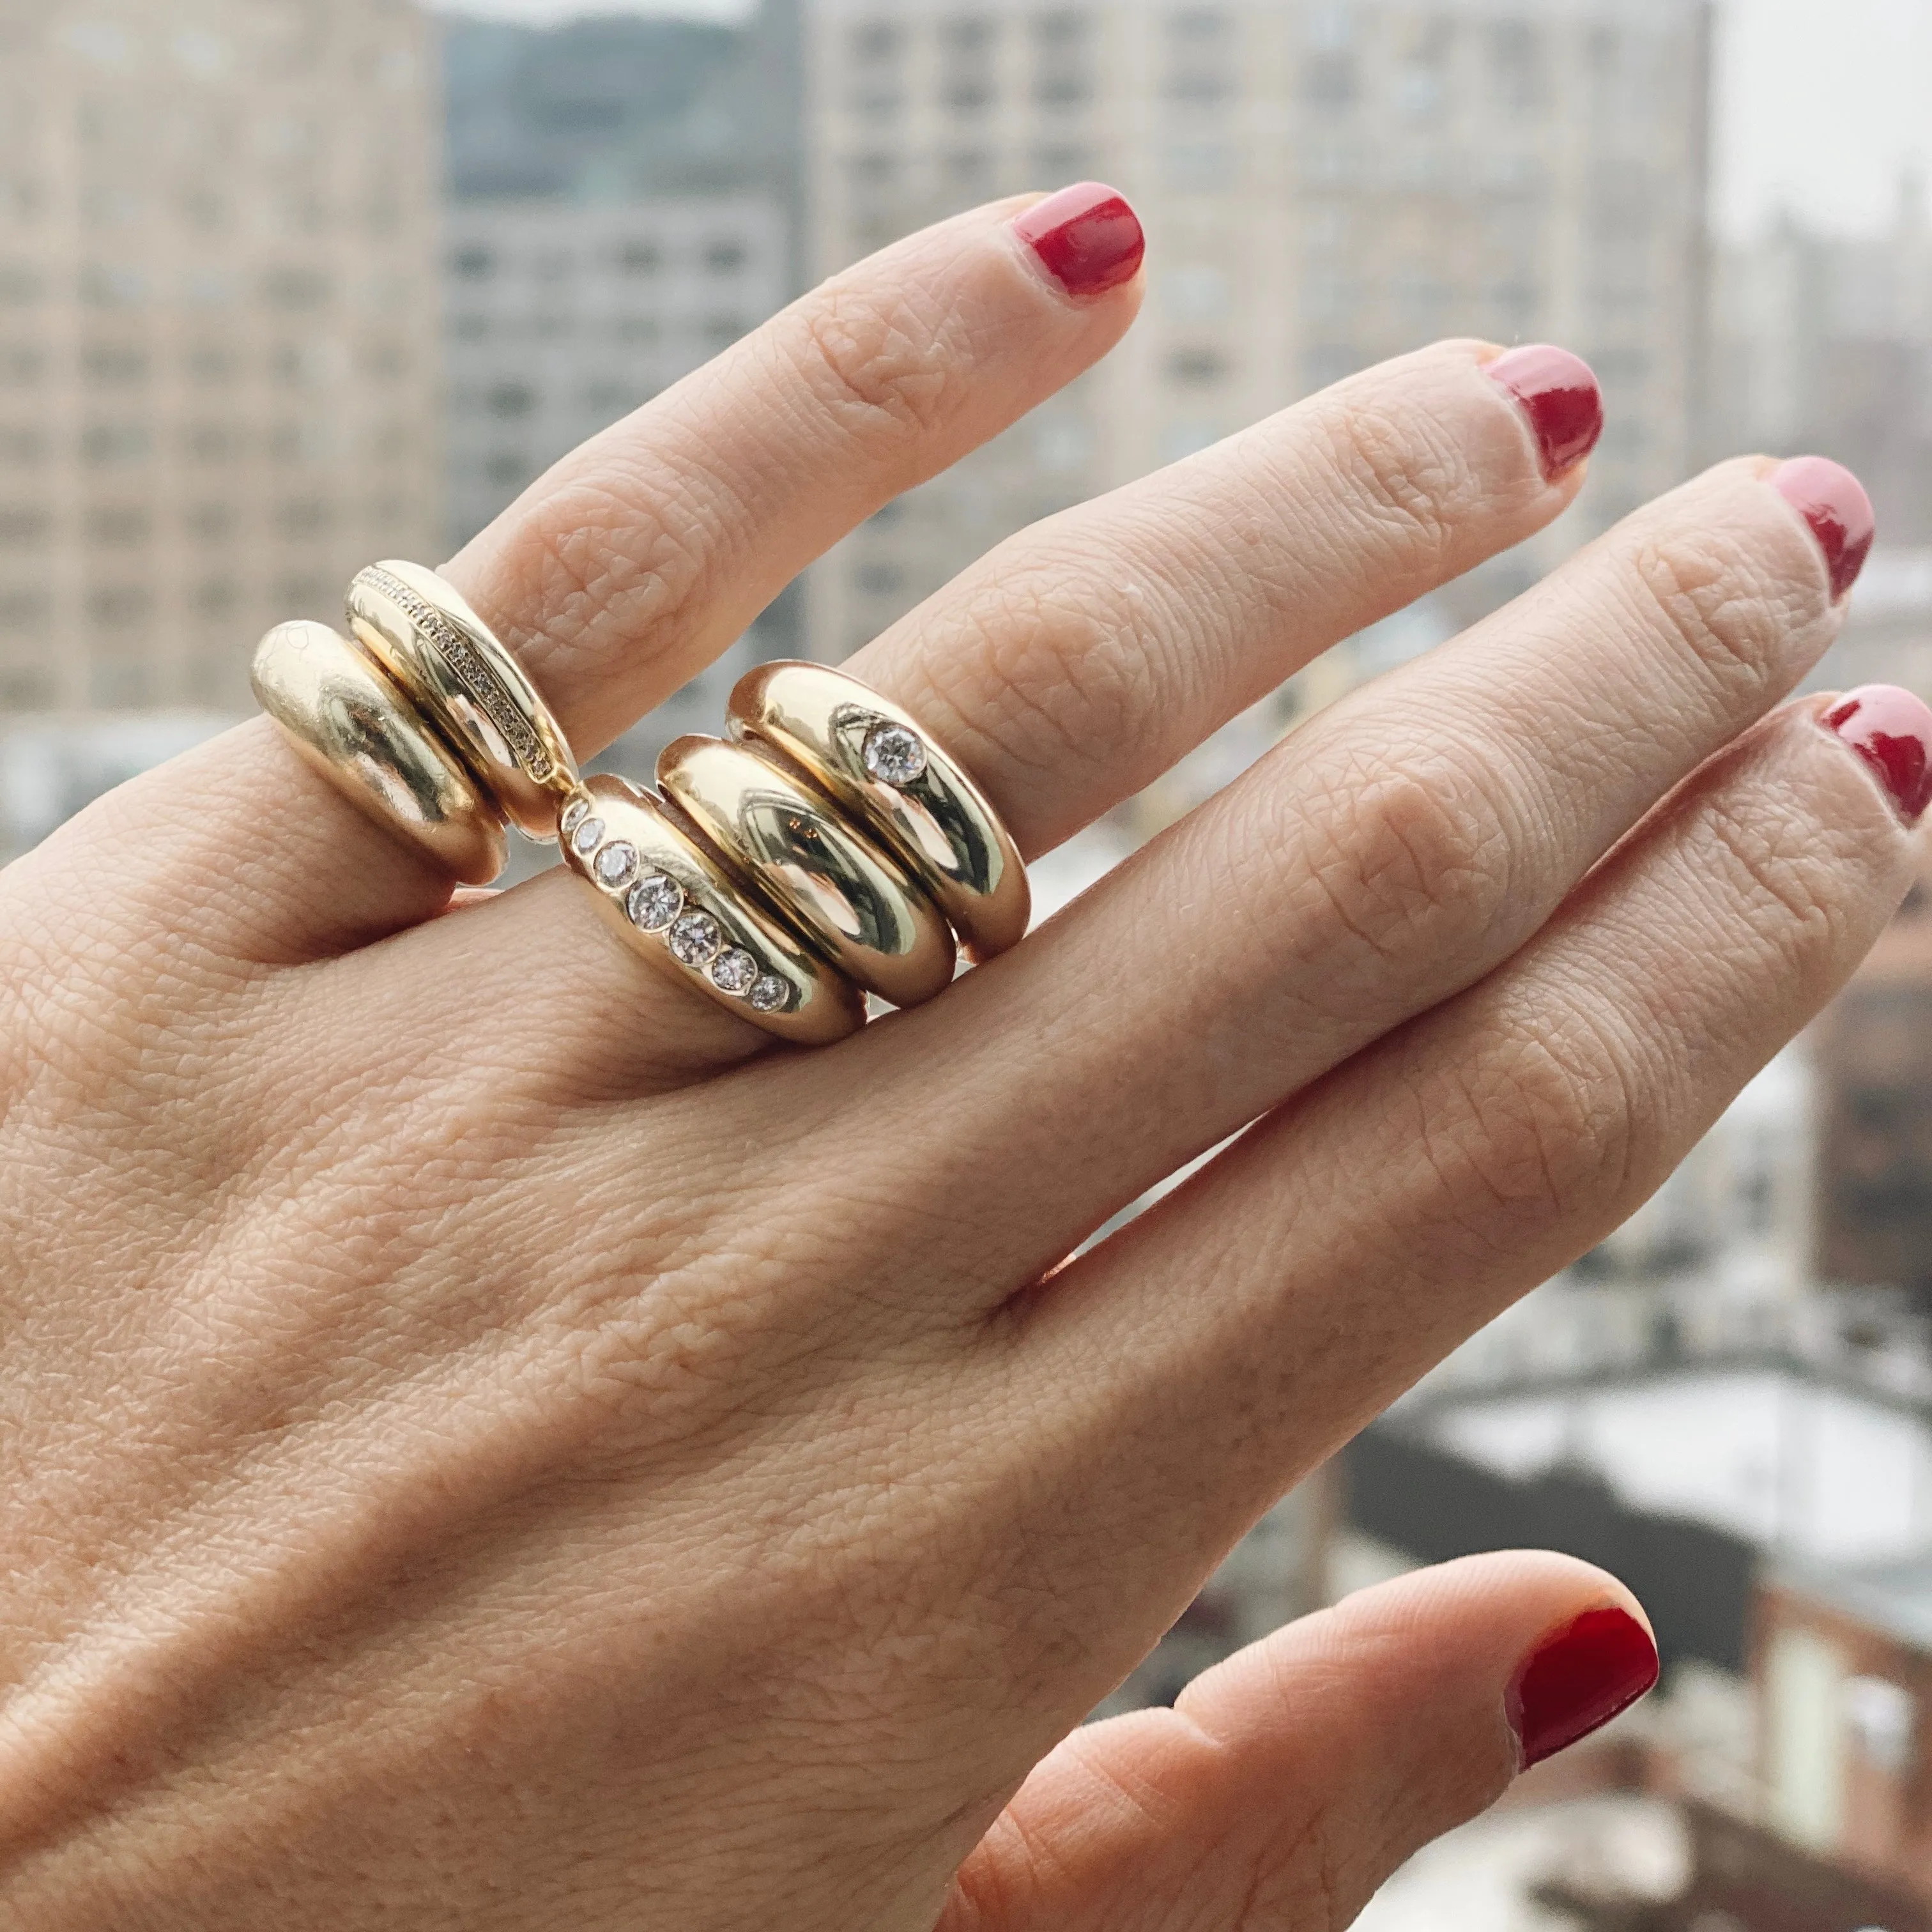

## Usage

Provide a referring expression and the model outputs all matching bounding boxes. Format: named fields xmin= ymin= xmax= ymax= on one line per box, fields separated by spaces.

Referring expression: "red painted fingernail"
xmin=1772 ymin=456 xmax=1876 ymax=602
xmin=1013 ymin=183 xmax=1145 ymax=302
xmin=1825 ymin=685 xmax=1932 ymax=825
xmin=1506 ymin=1607 xmax=1659 ymax=1771
xmin=1484 ymin=344 xmax=1604 ymax=482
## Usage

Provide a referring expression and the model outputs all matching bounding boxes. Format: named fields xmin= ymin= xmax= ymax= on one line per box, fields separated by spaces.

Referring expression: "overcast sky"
xmin=427 ymin=0 xmax=1932 ymax=240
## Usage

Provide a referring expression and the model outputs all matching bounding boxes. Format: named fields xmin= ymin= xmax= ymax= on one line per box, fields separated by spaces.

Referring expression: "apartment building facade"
xmin=0 ymin=0 xmax=442 ymax=719
xmin=804 ymin=0 xmax=1712 ymax=660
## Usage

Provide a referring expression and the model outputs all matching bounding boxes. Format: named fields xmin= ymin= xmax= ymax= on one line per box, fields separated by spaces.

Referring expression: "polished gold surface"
xmin=345 ymin=559 xmax=578 ymax=841
xmin=560 ymin=775 xmax=866 ymax=1047
xmin=657 ymin=735 xmax=956 ymax=1008
xmin=728 ymin=662 xmax=1030 ymax=960
xmin=251 ymin=619 xmax=507 ymax=885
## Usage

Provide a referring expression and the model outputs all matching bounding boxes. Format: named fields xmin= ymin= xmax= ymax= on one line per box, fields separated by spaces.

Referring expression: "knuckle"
xmin=797 ymin=282 xmax=965 ymax=442
xmin=1422 ymin=1005 xmax=1641 ymax=1246
xmin=1282 ymin=747 xmax=1517 ymax=986
xmin=919 ymin=562 xmax=1165 ymax=801
xmin=1623 ymin=521 xmax=1814 ymax=698
xmin=1311 ymin=387 xmax=1469 ymax=576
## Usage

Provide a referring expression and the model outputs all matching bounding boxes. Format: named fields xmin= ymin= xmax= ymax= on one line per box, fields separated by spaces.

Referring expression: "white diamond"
xmin=668 ymin=910 xmax=723 ymax=967
xmin=862 ymin=721 xmax=928 ymax=786
xmin=749 ymin=974 xmax=789 ymax=1013
xmin=560 ymin=797 xmax=590 ymax=837
xmin=627 ymin=872 xmax=683 ymax=932
xmin=594 ymin=841 xmax=638 ymax=888
xmin=710 ymin=947 xmax=758 ymax=995
xmin=571 ymin=816 xmax=605 ymax=857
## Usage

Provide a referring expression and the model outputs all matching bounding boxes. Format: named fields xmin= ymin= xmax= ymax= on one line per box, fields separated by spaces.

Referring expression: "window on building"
xmin=89 ymin=657 xmax=152 ymax=709
xmin=186 ymin=343 xmax=237 ymax=385
xmin=850 ymin=20 xmax=902 ymax=62
xmin=1032 ymin=146 xmax=1090 ymax=184
xmin=80 ymin=263 xmax=145 ymax=308
xmin=1487 ymin=20 xmax=1545 ymax=118
xmin=0 ymin=507 xmax=49 ymax=548
xmin=187 ymin=423 xmax=237 ymax=463
xmin=86 ymin=505 xmax=149 ymax=544
xmin=88 ymin=584 xmax=151 ymax=627
xmin=82 ymin=422 xmax=151 ymax=466
xmin=1160 ymin=420 xmax=1220 ymax=463
xmin=703 ymin=239 xmax=746 ymax=274
xmin=703 ymin=316 xmax=746 ymax=351
xmin=945 ymin=79 xmax=993 ymax=113
xmin=186 ymin=503 xmax=233 ymax=540
xmin=487 ymin=381 xmax=536 ymax=420
xmin=943 ymin=17 xmax=995 ymax=54
xmin=1168 ymin=8 xmax=1228 ymax=42
xmin=487 ymin=454 xmax=527 ymax=489
xmin=618 ymin=241 xmax=663 ymax=276
xmin=0 ymin=587 xmax=49 ymax=631
xmin=0 ymin=344 xmax=44 ymax=386
xmin=1303 ymin=51 xmax=1356 ymax=109
xmin=1165 ymin=347 xmax=1229 ymax=386
xmin=453 ymin=313 xmax=487 ymax=342
xmin=264 ymin=266 xmax=331 ymax=310
xmin=276 ymin=500 xmax=332 ymax=538
xmin=1036 ymin=71 xmax=1091 ymax=107
xmin=452 ymin=245 xmax=494 ymax=280
xmin=83 ymin=342 xmax=147 ymax=385
xmin=855 ymin=561 xmax=905 ymax=597
xmin=615 ymin=316 xmax=660 ymax=346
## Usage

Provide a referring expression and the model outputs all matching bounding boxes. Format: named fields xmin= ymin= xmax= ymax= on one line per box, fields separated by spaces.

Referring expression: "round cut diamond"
xmin=668 ymin=910 xmax=723 ymax=967
xmin=862 ymin=721 xmax=928 ymax=788
xmin=710 ymin=947 xmax=758 ymax=996
xmin=627 ymin=872 xmax=683 ymax=932
xmin=749 ymin=974 xmax=790 ymax=1014
xmin=594 ymin=840 xmax=638 ymax=888
xmin=560 ymin=797 xmax=590 ymax=838
xmin=571 ymin=816 xmax=605 ymax=857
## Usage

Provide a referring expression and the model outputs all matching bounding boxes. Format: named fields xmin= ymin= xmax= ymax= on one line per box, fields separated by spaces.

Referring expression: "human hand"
xmin=0 ymin=186 xmax=1921 ymax=1929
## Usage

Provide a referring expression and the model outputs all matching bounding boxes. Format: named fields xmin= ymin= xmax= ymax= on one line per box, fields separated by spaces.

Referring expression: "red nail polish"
xmin=1506 ymin=1607 xmax=1659 ymax=1771
xmin=1825 ymin=685 xmax=1932 ymax=825
xmin=1772 ymin=456 xmax=1876 ymax=602
xmin=1484 ymin=344 xmax=1604 ymax=482
xmin=1013 ymin=183 xmax=1145 ymax=302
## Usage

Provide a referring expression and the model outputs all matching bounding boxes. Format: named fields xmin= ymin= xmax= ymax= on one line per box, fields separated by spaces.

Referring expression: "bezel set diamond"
xmin=861 ymin=719 xmax=928 ymax=788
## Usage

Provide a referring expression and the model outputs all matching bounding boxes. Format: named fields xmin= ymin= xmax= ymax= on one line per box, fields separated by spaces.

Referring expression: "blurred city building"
xmin=804 ymin=0 xmax=1712 ymax=661
xmin=0 ymin=0 xmax=442 ymax=856
xmin=1711 ymin=172 xmax=1932 ymax=548
xmin=1813 ymin=847 xmax=1932 ymax=1301
xmin=441 ymin=3 xmax=804 ymax=773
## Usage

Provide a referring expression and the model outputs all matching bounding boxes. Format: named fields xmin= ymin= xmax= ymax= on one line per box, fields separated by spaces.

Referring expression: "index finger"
xmin=442 ymin=184 xmax=1146 ymax=759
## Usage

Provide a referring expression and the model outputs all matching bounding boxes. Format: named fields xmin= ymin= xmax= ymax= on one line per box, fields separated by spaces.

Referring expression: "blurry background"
xmin=1 ymin=0 xmax=1930 ymax=1921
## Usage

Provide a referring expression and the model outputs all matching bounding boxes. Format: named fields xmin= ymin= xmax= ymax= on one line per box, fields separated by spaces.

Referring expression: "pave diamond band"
xmin=344 ymin=560 xmax=579 ymax=843
xmin=358 ymin=567 xmax=553 ymax=783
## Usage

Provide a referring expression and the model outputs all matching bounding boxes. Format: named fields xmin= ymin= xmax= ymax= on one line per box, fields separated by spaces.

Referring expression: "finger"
xmin=88 ymin=190 xmax=1142 ymax=970
xmin=982 ymin=693 xmax=1923 ymax=1710
xmin=831 ymin=453 xmax=1872 ymax=1293
xmin=943 ymin=1555 xmax=1657 ymax=1932
xmin=443 ymin=185 xmax=1145 ymax=757
xmin=847 ymin=337 xmax=1595 ymax=855
xmin=392 ymin=337 xmax=1598 ymax=1087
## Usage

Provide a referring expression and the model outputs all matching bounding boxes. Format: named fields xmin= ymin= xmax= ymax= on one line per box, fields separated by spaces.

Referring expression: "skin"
xmin=0 ymin=195 xmax=1915 ymax=1929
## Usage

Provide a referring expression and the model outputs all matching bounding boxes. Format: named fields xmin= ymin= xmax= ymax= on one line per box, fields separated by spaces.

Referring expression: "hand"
xmin=0 ymin=188 xmax=1919 ymax=1930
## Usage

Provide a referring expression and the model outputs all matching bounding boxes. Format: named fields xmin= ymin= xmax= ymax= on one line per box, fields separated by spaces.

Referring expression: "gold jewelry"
xmin=560 ymin=777 xmax=866 ymax=1046
xmin=728 ymin=663 xmax=1030 ymax=960
xmin=657 ymin=734 xmax=957 ymax=1009
xmin=251 ymin=619 xmax=507 ymax=885
xmin=345 ymin=560 xmax=579 ymax=842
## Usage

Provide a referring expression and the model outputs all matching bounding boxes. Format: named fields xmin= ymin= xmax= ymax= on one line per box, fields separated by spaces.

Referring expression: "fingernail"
xmin=1825 ymin=685 xmax=1932 ymax=825
xmin=1772 ymin=456 xmax=1875 ymax=602
xmin=1013 ymin=183 xmax=1146 ymax=302
xmin=1484 ymin=344 xmax=1604 ymax=482
xmin=1506 ymin=1607 xmax=1659 ymax=1771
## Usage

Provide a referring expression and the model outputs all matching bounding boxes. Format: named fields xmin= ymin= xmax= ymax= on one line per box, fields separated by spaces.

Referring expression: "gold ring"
xmin=657 ymin=734 xmax=957 ymax=1008
xmin=560 ymin=778 xmax=866 ymax=1047
xmin=251 ymin=619 xmax=507 ymax=885
xmin=728 ymin=663 xmax=1030 ymax=960
xmin=346 ymin=560 xmax=579 ymax=842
